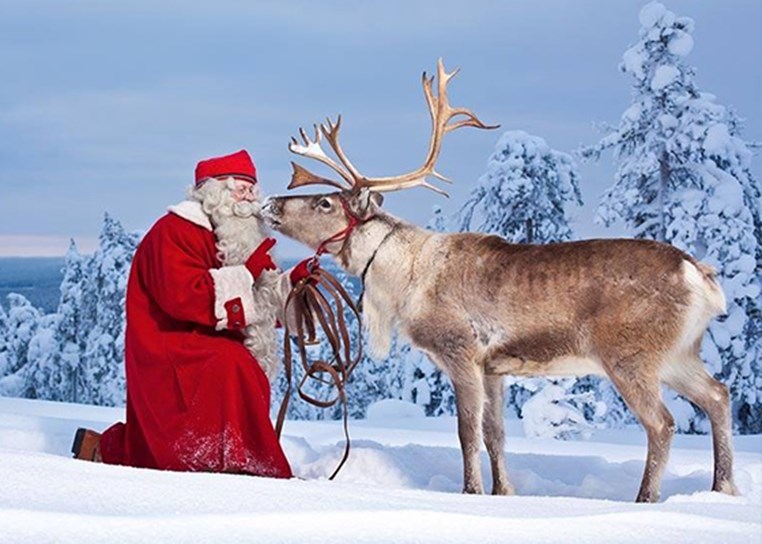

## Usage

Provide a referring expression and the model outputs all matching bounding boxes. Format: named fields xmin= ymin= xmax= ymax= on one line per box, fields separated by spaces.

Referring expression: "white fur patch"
xmin=362 ymin=289 xmax=394 ymax=360
xmin=677 ymin=260 xmax=726 ymax=353
xmin=168 ymin=200 xmax=213 ymax=231
xmin=683 ymin=260 xmax=727 ymax=315
xmin=275 ymin=270 xmax=300 ymax=333
xmin=208 ymin=265 xmax=256 ymax=331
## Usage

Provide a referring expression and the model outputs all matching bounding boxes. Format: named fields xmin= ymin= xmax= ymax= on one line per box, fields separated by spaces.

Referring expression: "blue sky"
xmin=1 ymin=0 xmax=760 ymax=258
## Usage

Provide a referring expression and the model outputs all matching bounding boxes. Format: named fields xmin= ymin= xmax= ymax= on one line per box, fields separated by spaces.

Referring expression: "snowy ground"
xmin=0 ymin=396 xmax=759 ymax=543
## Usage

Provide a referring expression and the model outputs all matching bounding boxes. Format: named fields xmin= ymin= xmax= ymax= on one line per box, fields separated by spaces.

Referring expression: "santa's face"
xmin=189 ymin=177 xmax=270 ymax=265
xmin=231 ymin=179 xmax=257 ymax=203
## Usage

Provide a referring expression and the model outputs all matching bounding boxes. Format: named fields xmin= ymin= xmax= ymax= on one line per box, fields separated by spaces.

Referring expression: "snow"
xmin=703 ymin=123 xmax=732 ymax=156
xmin=621 ymin=45 xmax=647 ymax=80
xmin=668 ymin=30 xmax=694 ymax=57
xmin=650 ymin=65 xmax=680 ymax=91
xmin=521 ymin=381 xmax=594 ymax=440
xmin=639 ymin=2 xmax=667 ymax=28
xmin=1 ymin=396 xmax=760 ymax=543
xmin=367 ymin=398 xmax=426 ymax=420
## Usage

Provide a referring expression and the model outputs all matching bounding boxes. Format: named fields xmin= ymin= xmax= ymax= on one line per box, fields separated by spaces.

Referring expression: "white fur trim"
xmin=208 ymin=265 xmax=257 ymax=331
xmin=242 ymin=270 xmax=289 ymax=384
xmin=168 ymin=200 xmax=213 ymax=231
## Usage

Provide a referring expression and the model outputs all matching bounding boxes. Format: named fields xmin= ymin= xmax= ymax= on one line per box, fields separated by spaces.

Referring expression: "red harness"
xmin=314 ymin=198 xmax=374 ymax=258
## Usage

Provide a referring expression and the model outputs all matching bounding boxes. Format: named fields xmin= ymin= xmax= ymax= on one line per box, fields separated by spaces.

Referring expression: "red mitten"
xmin=290 ymin=257 xmax=319 ymax=285
xmin=245 ymin=238 xmax=277 ymax=279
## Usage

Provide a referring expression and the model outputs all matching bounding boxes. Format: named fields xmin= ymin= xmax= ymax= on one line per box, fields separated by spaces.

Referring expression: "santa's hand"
xmin=245 ymin=238 xmax=277 ymax=279
xmin=290 ymin=257 xmax=319 ymax=286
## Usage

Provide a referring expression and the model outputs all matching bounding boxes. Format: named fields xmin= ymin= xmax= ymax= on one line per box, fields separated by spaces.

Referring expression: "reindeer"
xmin=262 ymin=60 xmax=737 ymax=503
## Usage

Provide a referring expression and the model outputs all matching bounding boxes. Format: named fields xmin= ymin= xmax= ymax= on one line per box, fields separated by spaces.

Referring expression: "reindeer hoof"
xmin=713 ymin=480 xmax=739 ymax=496
xmin=635 ymin=491 xmax=659 ymax=503
xmin=492 ymin=484 xmax=515 ymax=496
xmin=462 ymin=484 xmax=485 ymax=495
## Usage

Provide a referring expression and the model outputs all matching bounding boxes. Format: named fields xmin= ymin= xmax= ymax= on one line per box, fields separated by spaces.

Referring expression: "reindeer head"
xmin=263 ymin=188 xmax=384 ymax=252
xmin=262 ymin=59 xmax=497 ymax=255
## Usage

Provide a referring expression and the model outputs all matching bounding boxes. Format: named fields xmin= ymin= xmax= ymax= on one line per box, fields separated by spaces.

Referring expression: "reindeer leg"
xmin=608 ymin=365 xmax=675 ymax=503
xmin=451 ymin=362 xmax=486 ymax=494
xmin=662 ymin=354 xmax=737 ymax=495
xmin=410 ymin=321 xmax=485 ymax=495
xmin=482 ymin=373 xmax=513 ymax=495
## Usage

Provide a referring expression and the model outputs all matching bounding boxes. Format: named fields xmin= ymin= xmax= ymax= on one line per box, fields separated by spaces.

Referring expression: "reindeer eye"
xmin=317 ymin=198 xmax=332 ymax=211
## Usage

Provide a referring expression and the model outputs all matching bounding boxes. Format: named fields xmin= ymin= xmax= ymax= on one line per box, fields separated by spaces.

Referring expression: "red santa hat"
xmin=195 ymin=149 xmax=257 ymax=186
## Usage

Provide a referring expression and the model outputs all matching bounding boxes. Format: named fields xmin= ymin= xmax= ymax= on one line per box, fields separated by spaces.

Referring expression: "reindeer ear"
xmin=355 ymin=188 xmax=384 ymax=218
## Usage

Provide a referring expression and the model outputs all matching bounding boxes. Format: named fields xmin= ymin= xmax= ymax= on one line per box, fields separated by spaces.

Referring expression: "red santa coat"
xmin=100 ymin=200 xmax=292 ymax=478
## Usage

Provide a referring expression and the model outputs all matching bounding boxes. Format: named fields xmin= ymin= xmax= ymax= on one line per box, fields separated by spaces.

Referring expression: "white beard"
xmin=190 ymin=178 xmax=283 ymax=382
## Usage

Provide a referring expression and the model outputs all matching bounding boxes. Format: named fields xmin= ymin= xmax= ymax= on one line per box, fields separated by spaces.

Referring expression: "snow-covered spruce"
xmin=0 ymin=294 xmax=43 ymax=396
xmin=458 ymin=130 xmax=582 ymax=243
xmin=52 ymin=241 xmax=87 ymax=402
xmin=75 ymin=213 xmax=139 ymax=406
xmin=0 ymin=303 xmax=8 ymax=381
xmin=0 ymin=214 xmax=139 ymax=406
xmin=578 ymin=1 xmax=762 ymax=434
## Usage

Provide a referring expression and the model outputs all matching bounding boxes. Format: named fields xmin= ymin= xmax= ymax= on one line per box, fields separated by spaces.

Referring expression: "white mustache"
xmin=232 ymin=200 xmax=263 ymax=219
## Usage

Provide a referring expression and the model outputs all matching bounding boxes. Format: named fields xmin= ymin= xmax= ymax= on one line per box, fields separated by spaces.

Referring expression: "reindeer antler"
xmin=287 ymin=122 xmax=354 ymax=191
xmin=288 ymin=58 xmax=498 ymax=197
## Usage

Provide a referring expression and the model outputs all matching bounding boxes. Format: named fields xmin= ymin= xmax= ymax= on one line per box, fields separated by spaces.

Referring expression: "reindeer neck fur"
xmin=337 ymin=211 xmax=432 ymax=359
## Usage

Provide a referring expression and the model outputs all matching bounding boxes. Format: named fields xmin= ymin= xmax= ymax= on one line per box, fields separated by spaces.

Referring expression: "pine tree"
xmin=579 ymin=1 xmax=762 ymax=433
xmin=395 ymin=341 xmax=457 ymax=417
xmin=0 ymin=303 xmax=10 ymax=380
xmin=77 ymin=213 xmax=139 ymax=406
xmin=50 ymin=240 xmax=87 ymax=402
xmin=23 ymin=313 xmax=61 ymax=399
xmin=458 ymin=130 xmax=582 ymax=243
xmin=521 ymin=379 xmax=602 ymax=440
xmin=0 ymin=294 xmax=42 ymax=396
xmin=427 ymin=204 xmax=449 ymax=233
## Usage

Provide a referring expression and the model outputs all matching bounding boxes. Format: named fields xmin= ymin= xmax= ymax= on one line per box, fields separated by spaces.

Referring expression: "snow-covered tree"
xmin=77 ymin=213 xmax=139 ymax=406
xmin=458 ymin=130 xmax=582 ymax=244
xmin=0 ymin=294 xmax=42 ymax=396
xmin=0 ymin=243 xmax=85 ymax=402
xmin=391 ymin=341 xmax=457 ymax=417
xmin=579 ymin=2 xmax=762 ymax=433
xmin=427 ymin=204 xmax=449 ymax=233
xmin=48 ymin=240 xmax=87 ymax=402
xmin=521 ymin=380 xmax=602 ymax=440
xmin=23 ymin=313 xmax=61 ymax=399
xmin=0 ymin=303 xmax=9 ymax=379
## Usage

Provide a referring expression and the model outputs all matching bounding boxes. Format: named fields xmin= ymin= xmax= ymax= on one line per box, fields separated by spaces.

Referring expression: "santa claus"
xmin=71 ymin=149 xmax=313 ymax=478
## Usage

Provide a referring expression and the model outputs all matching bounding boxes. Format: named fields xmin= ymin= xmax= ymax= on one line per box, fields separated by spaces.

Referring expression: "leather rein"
xmin=274 ymin=197 xmax=376 ymax=480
